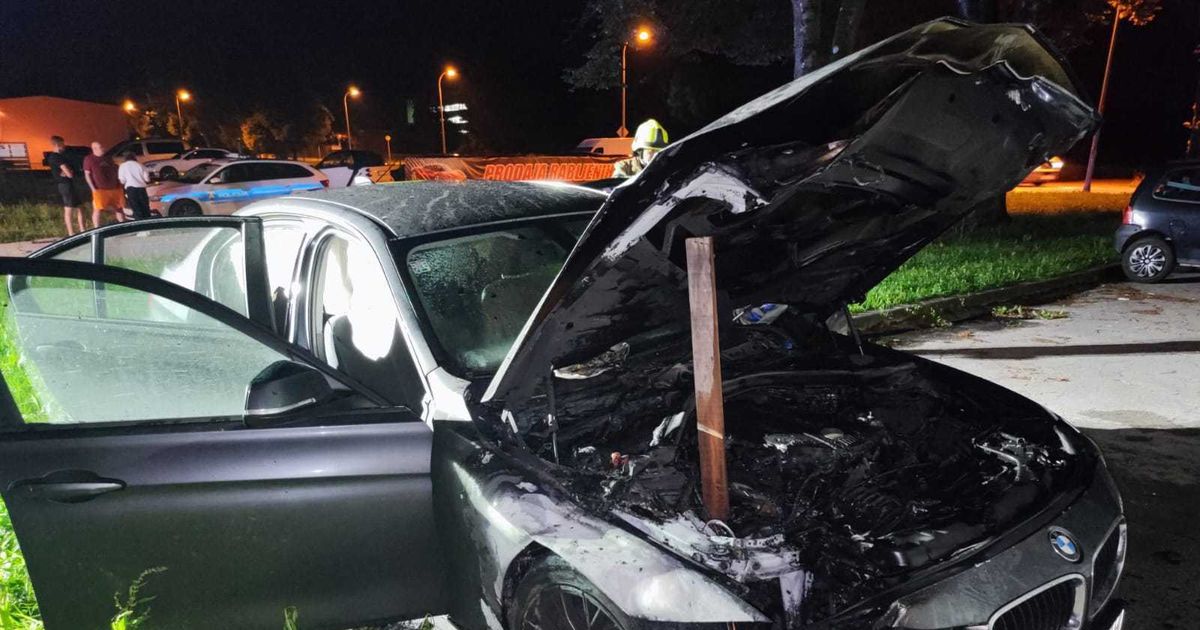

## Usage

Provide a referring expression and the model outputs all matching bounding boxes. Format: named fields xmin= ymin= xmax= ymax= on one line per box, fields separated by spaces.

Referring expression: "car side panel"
xmin=431 ymin=423 xmax=766 ymax=630
xmin=0 ymin=419 xmax=448 ymax=629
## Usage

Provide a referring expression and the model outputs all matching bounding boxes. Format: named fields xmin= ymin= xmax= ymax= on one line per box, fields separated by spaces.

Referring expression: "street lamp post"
xmin=175 ymin=89 xmax=191 ymax=140
xmin=343 ymin=85 xmax=361 ymax=149
xmin=1082 ymin=8 xmax=1122 ymax=192
xmin=618 ymin=27 xmax=652 ymax=138
xmin=385 ymin=134 xmax=393 ymax=162
xmin=438 ymin=66 xmax=459 ymax=155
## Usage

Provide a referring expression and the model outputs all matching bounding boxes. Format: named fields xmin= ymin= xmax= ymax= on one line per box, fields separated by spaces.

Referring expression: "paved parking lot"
xmin=888 ymin=273 xmax=1200 ymax=629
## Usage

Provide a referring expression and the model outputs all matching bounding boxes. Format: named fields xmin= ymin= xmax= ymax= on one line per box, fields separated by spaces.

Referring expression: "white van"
xmin=106 ymin=138 xmax=188 ymax=162
xmin=572 ymin=137 xmax=633 ymax=156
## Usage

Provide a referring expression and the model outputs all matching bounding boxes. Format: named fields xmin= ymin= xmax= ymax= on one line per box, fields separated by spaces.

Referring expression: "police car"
xmin=149 ymin=159 xmax=329 ymax=216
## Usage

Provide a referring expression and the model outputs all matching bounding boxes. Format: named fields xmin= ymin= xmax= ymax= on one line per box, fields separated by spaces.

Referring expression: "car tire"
xmin=169 ymin=199 xmax=203 ymax=217
xmin=160 ymin=166 xmax=178 ymax=179
xmin=1122 ymin=236 xmax=1175 ymax=283
xmin=508 ymin=555 xmax=631 ymax=630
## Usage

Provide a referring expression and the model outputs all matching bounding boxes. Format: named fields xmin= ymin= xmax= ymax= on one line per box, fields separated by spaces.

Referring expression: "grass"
xmin=0 ymin=204 xmax=65 ymax=244
xmin=851 ymin=212 xmax=1119 ymax=313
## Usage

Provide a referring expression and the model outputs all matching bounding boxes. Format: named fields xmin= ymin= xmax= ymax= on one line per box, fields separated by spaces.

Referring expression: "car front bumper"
xmin=878 ymin=461 xmax=1125 ymax=629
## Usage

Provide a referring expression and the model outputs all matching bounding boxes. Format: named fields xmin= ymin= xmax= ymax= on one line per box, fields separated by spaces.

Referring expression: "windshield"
xmin=402 ymin=215 xmax=589 ymax=376
xmin=178 ymin=163 xmax=222 ymax=184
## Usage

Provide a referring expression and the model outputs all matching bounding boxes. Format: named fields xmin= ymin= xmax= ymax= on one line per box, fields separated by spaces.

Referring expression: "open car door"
xmin=31 ymin=217 xmax=276 ymax=333
xmin=0 ymin=258 xmax=447 ymax=628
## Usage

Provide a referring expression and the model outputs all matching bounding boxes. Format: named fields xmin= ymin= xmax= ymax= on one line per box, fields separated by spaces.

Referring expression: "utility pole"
xmin=1083 ymin=6 xmax=1123 ymax=192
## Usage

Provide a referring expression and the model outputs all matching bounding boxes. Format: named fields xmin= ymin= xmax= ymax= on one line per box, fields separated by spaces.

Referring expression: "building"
xmin=0 ymin=96 xmax=130 ymax=169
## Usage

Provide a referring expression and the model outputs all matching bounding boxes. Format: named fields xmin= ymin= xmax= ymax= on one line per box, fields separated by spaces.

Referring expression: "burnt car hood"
xmin=484 ymin=18 xmax=1095 ymax=405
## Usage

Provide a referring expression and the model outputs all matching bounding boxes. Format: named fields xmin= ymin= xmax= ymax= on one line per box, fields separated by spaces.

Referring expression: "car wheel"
xmin=509 ymin=556 xmax=631 ymax=630
xmin=160 ymin=166 xmax=178 ymax=179
xmin=1122 ymin=236 xmax=1175 ymax=283
xmin=169 ymin=199 xmax=203 ymax=217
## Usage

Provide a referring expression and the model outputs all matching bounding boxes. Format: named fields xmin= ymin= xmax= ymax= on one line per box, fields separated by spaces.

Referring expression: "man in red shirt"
xmin=82 ymin=141 xmax=127 ymax=228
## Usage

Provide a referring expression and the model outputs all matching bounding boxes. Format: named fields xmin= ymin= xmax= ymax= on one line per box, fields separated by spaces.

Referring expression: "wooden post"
xmin=685 ymin=236 xmax=729 ymax=521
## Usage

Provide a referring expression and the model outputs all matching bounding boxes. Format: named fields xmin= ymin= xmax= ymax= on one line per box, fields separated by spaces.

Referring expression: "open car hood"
xmin=484 ymin=18 xmax=1095 ymax=405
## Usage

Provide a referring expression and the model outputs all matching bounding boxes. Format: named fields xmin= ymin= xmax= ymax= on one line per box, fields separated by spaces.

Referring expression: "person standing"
xmin=118 ymin=150 xmax=153 ymax=220
xmin=83 ymin=142 xmax=126 ymax=228
xmin=612 ymin=119 xmax=669 ymax=178
xmin=46 ymin=136 xmax=85 ymax=235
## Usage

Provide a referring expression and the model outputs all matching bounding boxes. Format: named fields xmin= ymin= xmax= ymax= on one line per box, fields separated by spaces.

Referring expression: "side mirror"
xmin=244 ymin=361 xmax=333 ymax=417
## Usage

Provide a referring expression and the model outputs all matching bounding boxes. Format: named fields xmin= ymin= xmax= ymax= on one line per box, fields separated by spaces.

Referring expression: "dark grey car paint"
xmin=1116 ymin=166 xmax=1200 ymax=264
xmin=0 ymin=260 xmax=447 ymax=629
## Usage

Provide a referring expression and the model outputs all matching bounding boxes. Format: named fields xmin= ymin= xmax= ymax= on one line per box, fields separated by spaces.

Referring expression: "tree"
xmin=240 ymin=111 xmax=285 ymax=155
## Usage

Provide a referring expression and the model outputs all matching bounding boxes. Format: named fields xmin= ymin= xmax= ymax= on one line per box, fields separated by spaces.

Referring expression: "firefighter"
xmin=612 ymin=119 xmax=669 ymax=178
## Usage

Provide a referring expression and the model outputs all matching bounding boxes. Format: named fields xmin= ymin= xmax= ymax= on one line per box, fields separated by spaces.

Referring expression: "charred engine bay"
xmin=505 ymin=323 xmax=1078 ymax=623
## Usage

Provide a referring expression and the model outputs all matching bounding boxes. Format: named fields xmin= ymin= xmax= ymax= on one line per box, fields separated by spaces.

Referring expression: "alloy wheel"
xmin=1128 ymin=244 xmax=1167 ymax=278
xmin=519 ymin=585 xmax=621 ymax=630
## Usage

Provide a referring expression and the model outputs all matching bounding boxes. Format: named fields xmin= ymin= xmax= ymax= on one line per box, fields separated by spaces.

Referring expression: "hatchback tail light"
xmin=319 ymin=178 xmax=330 ymax=188
xmin=1121 ymin=205 xmax=1134 ymax=225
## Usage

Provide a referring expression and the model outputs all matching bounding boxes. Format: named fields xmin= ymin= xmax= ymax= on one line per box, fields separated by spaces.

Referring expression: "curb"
xmin=846 ymin=264 xmax=1121 ymax=336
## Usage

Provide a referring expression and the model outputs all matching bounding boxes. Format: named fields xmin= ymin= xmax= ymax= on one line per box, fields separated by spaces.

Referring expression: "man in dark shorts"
xmin=46 ymin=136 xmax=85 ymax=235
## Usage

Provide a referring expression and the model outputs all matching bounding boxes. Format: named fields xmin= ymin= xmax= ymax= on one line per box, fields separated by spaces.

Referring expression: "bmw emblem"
xmin=1048 ymin=528 xmax=1082 ymax=562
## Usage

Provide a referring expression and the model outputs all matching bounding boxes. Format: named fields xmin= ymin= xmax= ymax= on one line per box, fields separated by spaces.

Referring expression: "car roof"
xmin=289 ymin=180 xmax=606 ymax=239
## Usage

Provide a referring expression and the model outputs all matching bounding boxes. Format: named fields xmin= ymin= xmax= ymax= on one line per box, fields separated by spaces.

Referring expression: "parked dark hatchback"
xmin=1115 ymin=164 xmax=1200 ymax=281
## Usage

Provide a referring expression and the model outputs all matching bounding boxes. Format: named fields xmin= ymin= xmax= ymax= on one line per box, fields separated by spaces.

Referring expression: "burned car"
xmin=1 ymin=18 xmax=1123 ymax=630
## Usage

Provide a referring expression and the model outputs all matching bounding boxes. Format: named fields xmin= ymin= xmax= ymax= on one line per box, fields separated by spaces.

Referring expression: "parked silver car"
xmin=6 ymin=19 xmax=1123 ymax=630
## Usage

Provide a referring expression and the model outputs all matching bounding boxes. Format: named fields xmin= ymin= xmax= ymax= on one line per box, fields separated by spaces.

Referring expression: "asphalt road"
xmin=887 ymin=272 xmax=1200 ymax=629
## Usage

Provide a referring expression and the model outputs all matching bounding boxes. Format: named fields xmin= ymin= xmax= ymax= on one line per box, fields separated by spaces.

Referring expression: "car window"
xmin=404 ymin=218 xmax=587 ymax=375
xmin=276 ymin=164 xmax=312 ymax=179
xmin=179 ymin=162 xmax=221 ymax=183
xmin=48 ymin=226 xmax=251 ymax=317
xmin=1153 ymin=169 xmax=1200 ymax=202
xmin=0 ymin=274 xmax=293 ymax=425
xmin=147 ymin=141 xmax=186 ymax=155
xmin=316 ymin=152 xmax=348 ymax=169
xmin=312 ymin=233 xmax=424 ymax=409
xmin=212 ymin=164 xmax=254 ymax=184
xmin=195 ymin=149 xmax=226 ymax=159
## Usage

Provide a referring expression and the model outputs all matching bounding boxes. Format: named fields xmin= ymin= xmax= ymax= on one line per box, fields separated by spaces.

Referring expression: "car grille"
xmin=1090 ymin=521 xmax=1126 ymax=612
xmin=992 ymin=579 xmax=1079 ymax=630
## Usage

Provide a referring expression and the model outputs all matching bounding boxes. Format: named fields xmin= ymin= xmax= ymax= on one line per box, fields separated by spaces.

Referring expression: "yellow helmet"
xmin=632 ymin=119 xmax=669 ymax=152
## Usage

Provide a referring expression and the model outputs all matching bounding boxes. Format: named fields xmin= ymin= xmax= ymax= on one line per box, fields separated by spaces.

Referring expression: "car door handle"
xmin=10 ymin=472 xmax=126 ymax=504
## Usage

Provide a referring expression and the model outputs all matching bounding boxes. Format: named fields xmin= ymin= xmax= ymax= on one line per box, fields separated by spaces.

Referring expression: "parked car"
xmin=1115 ymin=163 xmax=1200 ymax=282
xmin=144 ymin=147 xmax=246 ymax=180
xmin=573 ymin=136 xmax=634 ymax=155
xmin=316 ymin=149 xmax=387 ymax=187
xmin=148 ymin=159 xmax=328 ymax=216
xmin=1020 ymin=155 xmax=1066 ymax=185
xmin=105 ymin=138 xmax=188 ymax=162
xmin=6 ymin=20 xmax=1123 ymax=630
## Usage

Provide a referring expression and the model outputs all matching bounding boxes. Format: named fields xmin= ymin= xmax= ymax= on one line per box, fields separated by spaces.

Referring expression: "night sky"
xmin=2 ymin=0 xmax=1198 ymax=167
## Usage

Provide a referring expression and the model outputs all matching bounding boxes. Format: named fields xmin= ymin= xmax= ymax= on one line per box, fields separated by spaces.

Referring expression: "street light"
xmin=343 ymin=85 xmax=361 ymax=149
xmin=618 ymin=27 xmax=653 ymax=138
xmin=123 ymin=100 xmax=137 ymax=113
xmin=384 ymin=134 xmax=393 ymax=163
xmin=175 ymin=89 xmax=191 ymax=139
xmin=438 ymin=66 xmax=459 ymax=155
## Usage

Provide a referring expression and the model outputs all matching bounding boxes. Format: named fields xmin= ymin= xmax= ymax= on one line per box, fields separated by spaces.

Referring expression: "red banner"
xmin=404 ymin=155 xmax=623 ymax=182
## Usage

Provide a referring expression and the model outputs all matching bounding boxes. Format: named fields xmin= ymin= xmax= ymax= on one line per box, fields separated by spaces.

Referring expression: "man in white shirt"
xmin=118 ymin=151 xmax=153 ymax=219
